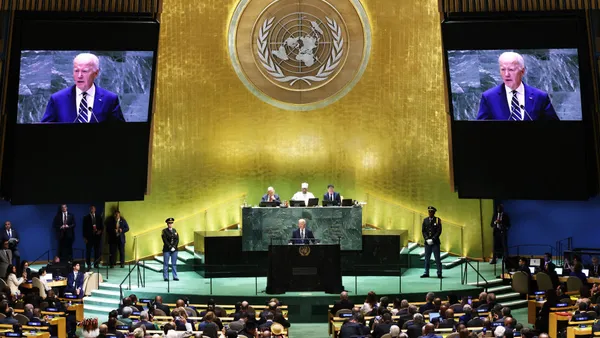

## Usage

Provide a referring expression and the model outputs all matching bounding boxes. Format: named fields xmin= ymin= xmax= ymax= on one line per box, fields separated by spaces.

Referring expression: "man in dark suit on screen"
xmin=83 ymin=205 xmax=104 ymax=269
xmin=421 ymin=206 xmax=443 ymax=279
xmin=476 ymin=52 xmax=559 ymax=121
xmin=41 ymin=53 xmax=125 ymax=123
xmin=323 ymin=184 xmax=342 ymax=206
xmin=53 ymin=204 xmax=76 ymax=262
xmin=290 ymin=219 xmax=315 ymax=245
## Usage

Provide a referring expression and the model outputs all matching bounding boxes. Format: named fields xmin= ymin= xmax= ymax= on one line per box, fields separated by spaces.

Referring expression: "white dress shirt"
xmin=505 ymin=83 xmax=525 ymax=120
xmin=291 ymin=191 xmax=315 ymax=206
xmin=7 ymin=273 xmax=23 ymax=295
xmin=76 ymin=85 xmax=96 ymax=123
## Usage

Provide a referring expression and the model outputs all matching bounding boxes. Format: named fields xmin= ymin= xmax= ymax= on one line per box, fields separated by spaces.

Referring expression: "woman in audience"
xmin=570 ymin=263 xmax=588 ymax=283
xmin=173 ymin=307 xmax=195 ymax=331
xmin=391 ymin=298 xmax=402 ymax=315
xmin=81 ymin=318 xmax=99 ymax=338
xmin=536 ymin=288 xmax=558 ymax=333
xmin=18 ymin=261 xmax=31 ymax=278
xmin=5 ymin=264 xmax=25 ymax=296
xmin=360 ymin=291 xmax=378 ymax=314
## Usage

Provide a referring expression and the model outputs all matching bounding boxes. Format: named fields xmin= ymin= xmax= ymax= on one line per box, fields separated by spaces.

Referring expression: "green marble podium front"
xmin=241 ymin=206 xmax=363 ymax=251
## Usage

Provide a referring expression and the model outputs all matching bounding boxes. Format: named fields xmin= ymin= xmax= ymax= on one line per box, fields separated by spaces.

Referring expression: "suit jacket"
xmin=339 ymin=322 xmax=369 ymax=338
xmin=476 ymin=83 xmax=559 ymax=121
xmin=65 ymin=271 xmax=84 ymax=294
xmin=372 ymin=323 xmax=394 ymax=338
xmin=0 ymin=229 xmax=19 ymax=248
xmin=0 ymin=249 xmax=12 ymax=276
xmin=490 ymin=212 xmax=511 ymax=234
xmin=83 ymin=214 xmax=104 ymax=242
xmin=53 ymin=212 xmax=76 ymax=240
xmin=161 ymin=228 xmax=179 ymax=253
xmin=331 ymin=299 xmax=355 ymax=315
xmin=106 ymin=218 xmax=129 ymax=244
xmin=41 ymin=84 xmax=125 ymax=123
xmin=261 ymin=194 xmax=281 ymax=203
xmin=323 ymin=192 xmax=342 ymax=206
xmin=0 ymin=317 xmax=18 ymax=324
xmin=291 ymin=228 xmax=315 ymax=245
xmin=422 ymin=217 xmax=442 ymax=245
xmin=588 ymin=264 xmax=600 ymax=278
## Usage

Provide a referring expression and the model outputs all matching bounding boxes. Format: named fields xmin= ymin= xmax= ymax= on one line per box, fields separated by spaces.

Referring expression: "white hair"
xmin=267 ymin=186 xmax=274 ymax=192
xmin=498 ymin=52 xmax=525 ymax=70
xmin=74 ymin=53 xmax=100 ymax=71
xmin=298 ymin=219 xmax=306 ymax=225
xmin=390 ymin=325 xmax=401 ymax=336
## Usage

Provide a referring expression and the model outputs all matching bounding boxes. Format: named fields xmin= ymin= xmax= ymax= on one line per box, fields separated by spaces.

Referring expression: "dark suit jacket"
xmin=588 ymin=264 xmax=600 ymax=278
xmin=490 ymin=212 xmax=511 ymax=234
xmin=152 ymin=302 xmax=170 ymax=315
xmin=261 ymin=194 xmax=281 ymax=203
xmin=331 ymin=299 xmax=355 ymax=315
xmin=53 ymin=212 xmax=76 ymax=240
xmin=291 ymin=228 xmax=315 ymax=245
xmin=106 ymin=218 xmax=129 ymax=244
xmin=323 ymin=192 xmax=342 ymax=206
xmin=83 ymin=214 xmax=104 ymax=242
xmin=422 ymin=217 xmax=442 ymax=245
xmin=372 ymin=323 xmax=394 ymax=338
xmin=0 ymin=317 xmax=18 ymax=324
xmin=0 ymin=229 xmax=19 ymax=248
xmin=339 ymin=322 xmax=369 ymax=338
xmin=65 ymin=271 xmax=84 ymax=295
xmin=476 ymin=83 xmax=559 ymax=121
xmin=41 ymin=85 xmax=125 ymax=123
xmin=419 ymin=302 xmax=435 ymax=314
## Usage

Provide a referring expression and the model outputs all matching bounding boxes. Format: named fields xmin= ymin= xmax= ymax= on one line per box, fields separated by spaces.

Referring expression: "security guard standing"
xmin=161 ymin=218 xmax=179 ymax=281
xmin=421 ymin=206 xmax=443 ymax=278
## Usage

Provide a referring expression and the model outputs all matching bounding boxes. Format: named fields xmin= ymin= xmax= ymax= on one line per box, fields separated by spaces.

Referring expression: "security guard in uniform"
xmin=421 ymin=206 xmax=443 ymax=278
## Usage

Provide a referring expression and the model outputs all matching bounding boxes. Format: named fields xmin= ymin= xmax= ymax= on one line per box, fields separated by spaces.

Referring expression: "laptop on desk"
xmin=290 ymin=200 xmax=306 ymax=207
xmin=307 ymin=198 xmax=319 ymax=207
xmin=259 ymin=201 xmax=279 ymax=207
xmin=341 ymin=199 xmax=353 ymax=206
xmin=322 ymin=200 xmax=337 ymax=207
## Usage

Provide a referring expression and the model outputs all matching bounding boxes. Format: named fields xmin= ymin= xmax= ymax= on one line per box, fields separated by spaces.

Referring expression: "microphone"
xmin=520 ymin=105 xmax=533 ymax=121
xmin=88 ymin=106 xmax=99 ymax=123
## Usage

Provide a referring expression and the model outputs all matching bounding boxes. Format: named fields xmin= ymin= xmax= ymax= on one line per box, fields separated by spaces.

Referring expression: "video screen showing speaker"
xmin=448 ymin=48 xmax=581 ymax=121
xmin=1 ymin=12 xmax=159 ymax=204
xmin=18 ymin=50 xmax=154 ymax=124
xmin=442 ymin=12 xmax=597 ymax=200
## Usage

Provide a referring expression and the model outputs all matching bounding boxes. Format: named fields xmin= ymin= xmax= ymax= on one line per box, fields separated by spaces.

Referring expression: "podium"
xmin=266 ymin=244 xmax=343 ymax=294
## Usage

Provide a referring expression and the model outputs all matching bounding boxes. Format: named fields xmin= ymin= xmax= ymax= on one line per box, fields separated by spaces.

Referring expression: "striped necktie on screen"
xmin=510 ymin=90 xmax=522 ymax=121
xmin=77 ymin=92 xmax=89 ymax=123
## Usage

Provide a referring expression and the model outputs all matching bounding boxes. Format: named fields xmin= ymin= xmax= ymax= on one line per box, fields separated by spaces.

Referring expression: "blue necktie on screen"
xmin=77 ymin=92 xmax=89 ymax=123
xmin=510 ymin=90 xmax=522 ymax=121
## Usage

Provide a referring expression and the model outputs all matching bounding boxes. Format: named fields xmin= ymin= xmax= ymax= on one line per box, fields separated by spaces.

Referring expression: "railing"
xmin=118 ymin=261 xmax=144 ymax=302
xmin=132 ymin=194 xmax=247 ymax=261
xmin=555 ymin=237 xmax=573 ymax=266
xmin=364 ymin=192 xmax=465 ymax=256
xmin=507 ymin=244 xmax=554 ymax=258
xmin=460 ymin=259 xmax=490 ymax=292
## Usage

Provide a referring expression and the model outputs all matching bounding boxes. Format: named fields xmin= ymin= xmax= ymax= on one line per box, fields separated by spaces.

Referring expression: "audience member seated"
xmin=406 ymin=313 xmax=425 ymax=338
xmin=258 ymin=312 xmax=275 ymax=331
xmin=331 ymin=291 xmax=354 ymax=315
xmin=132 ymin=311 xmax=155 ymax=331
xmin=5 ymin=265 xmax=25 ymax=296
xmin=545 ymin=260 xmax=561 ymax=288
xmin=81 ymin=318 xmax=99 ymax=338
xmin=119 ymin=306 xmax=134 ymax=326
xmin=45 ymin=290 xmax=64 ymax=312
xmin=0 ymin=307 xmax=18 ymax=324
xmin=504 ymin=317 xmax=515 ymax=330
xmin=258 ymin=301 xmax=289 ymax=328
xmin=229 ymin=311 xmax=249 ymax=332
xmin=439 ymin=308 xmax=457 ymax=329
xmin=152 ymin=296 xmax=170 ymax=315
xmin=339 ymin=313 xmax=369 ymax=338
xmin=233 ymin=301 xmax=250 ymax=321
xmin=570 ymin=263 xmax=588 ymax=283
xmin=471 ymin=292 xmax=487 ymax=309
xmin=421 ymin=323 xmax=441 ymax=338
xmin=459 ymin=305 xmax=473 ymax=324
xmin=360 ymin=291 xmax=378 ymax=315
xmin=589 ymin=256 xmax=600 ymax=278
xmin=29 ymin=308 xmax=42 ymax=323
xmin=240 ymin=320 xmax=259 ymax=338
xmin=371 ymin=312 xmax=394 ymax=338
xmin=64 ymin=262 xmax=84 ymax=298
xmin=419 ymin=292 xmax=436 ymax=313
xmin=172 ymin=307 xmax=195 ymax=331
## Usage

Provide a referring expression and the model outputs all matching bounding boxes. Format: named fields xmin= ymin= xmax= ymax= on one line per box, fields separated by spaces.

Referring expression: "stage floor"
xmin=85 ymin=260 xmax=501 ymax=297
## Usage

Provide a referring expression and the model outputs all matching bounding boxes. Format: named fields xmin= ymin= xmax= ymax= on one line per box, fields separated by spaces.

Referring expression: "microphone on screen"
xmin=520 ymin=105 xmax=533 ymax=121
xmin=88 ymin=106 xmax=99 ymax=123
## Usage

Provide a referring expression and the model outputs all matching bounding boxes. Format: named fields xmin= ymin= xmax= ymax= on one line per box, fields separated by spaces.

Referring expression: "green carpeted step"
xmin=496 ymin=292 xmax=520 ymax=301
xmin=487 ymin=285 xmax=512 ymax=293
xmin=154 ymin=255 xmax=187 ymax=265
xmin=176 ymin=251 xmax=197 ymax=263
xmin=420 ymin=252 xmax=450 ymax=261
xmin=467 ymin=278 xmax=503 ymax=287
xmin=412 ymin=247 xmax=425 ymax=256
xmin=91 ymin=289 xmax=121 ymax=299
xmin=84 ymin=296 xmax=120 ymax=308
xmin=500 ymin=299 xmax=528 ymax=309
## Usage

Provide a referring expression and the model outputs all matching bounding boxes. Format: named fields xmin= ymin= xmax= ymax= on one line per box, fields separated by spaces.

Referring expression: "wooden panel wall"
xmin=440 ymin=0 xmax=600 ymax=12
xmin=0 ymin=0 xmax=161 ymax=13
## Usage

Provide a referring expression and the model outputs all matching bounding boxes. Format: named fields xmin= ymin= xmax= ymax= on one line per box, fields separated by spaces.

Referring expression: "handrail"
xmin=461 ymin=258 xmax=490 ymax=292
xmin=31 ymin=250 xmax=51 ymax=264
xmin=507 ymin=244 xmax=554 ymax=258
xmin=119 ymin=262 xmax=139 ymax=301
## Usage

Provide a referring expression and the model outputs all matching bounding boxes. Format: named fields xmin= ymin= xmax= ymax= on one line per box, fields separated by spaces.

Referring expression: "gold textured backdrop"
xmin=108 ymin=0 xmax=494 ymax=260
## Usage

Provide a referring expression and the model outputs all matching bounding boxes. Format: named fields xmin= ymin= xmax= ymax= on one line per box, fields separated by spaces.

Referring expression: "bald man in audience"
xmin=421 ymin=323 xmax=441 ymax=338
xmin=331 ymin=291 xmax=355 ymax=315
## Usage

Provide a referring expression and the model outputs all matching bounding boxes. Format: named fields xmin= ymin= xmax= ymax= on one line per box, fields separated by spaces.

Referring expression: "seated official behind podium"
xmin=323 ymin=184 xmax=341 ymax=206
xmin=261 ymin=186 xmax=281 ymax=204
xmin=290 ymin=219 xmax=315 ymax=245
xmin=291 ymin=182 xmax=315 ymax=206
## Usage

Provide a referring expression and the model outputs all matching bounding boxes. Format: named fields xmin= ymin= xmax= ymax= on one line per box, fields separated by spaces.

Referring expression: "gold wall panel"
xmin=439 ymin=0 xmax=600 ymax=12
xmin=112 ymin=0 xmax=493 ymax=260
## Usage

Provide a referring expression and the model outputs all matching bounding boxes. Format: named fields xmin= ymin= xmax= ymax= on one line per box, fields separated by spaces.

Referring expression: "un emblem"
xmin=228 ymin=0 xmax=372 ymax=111
xmin=299 ymin=245 xmax=311 ymax=256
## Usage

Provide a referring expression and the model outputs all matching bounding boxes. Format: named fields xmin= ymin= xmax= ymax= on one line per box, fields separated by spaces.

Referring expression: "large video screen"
xmin=449 ymin=49 xmax=581 ymax=121
xmin=18 ymin=50 xmax=154 ymax=124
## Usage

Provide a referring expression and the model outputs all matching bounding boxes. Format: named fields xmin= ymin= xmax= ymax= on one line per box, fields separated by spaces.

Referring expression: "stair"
xmin=402 ymin=243 xmax=460 ymax=270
